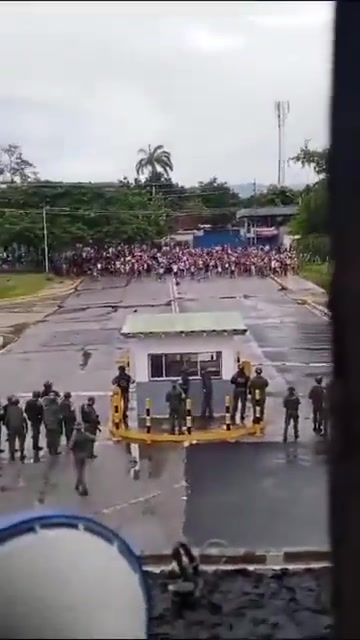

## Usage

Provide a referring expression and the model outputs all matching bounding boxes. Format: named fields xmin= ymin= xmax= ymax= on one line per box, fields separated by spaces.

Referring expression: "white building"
xmin=121 ymin=311 xmax=249 ymax=418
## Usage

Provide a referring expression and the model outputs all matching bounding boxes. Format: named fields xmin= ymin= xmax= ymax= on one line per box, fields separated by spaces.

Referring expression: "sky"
xmin=0 ymin=0 xmax=334 ymax=186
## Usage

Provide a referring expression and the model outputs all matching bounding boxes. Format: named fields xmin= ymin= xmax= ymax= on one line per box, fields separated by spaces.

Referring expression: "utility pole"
xmin=274 ymin=100 xmax=290 ymax=187
xmin=42 ymin=205 xmax=49 ymax=273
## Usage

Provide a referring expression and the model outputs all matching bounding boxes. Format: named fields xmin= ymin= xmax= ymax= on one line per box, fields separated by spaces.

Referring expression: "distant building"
xmin=236 ymin=205 xmax=298 ymax=248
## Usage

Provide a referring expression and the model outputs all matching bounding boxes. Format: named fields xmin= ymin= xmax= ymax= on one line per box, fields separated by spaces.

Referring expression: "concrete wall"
xmin=136 ymin=379 xmax=232 ymax=417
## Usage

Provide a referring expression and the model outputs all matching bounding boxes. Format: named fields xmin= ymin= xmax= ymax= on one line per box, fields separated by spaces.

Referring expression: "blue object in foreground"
xmin=0 ymin=510 xmax=149 ymax=639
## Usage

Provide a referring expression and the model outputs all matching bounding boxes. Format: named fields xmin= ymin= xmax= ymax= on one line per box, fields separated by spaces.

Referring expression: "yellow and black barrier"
xmin=145 ymin=398 xmax=152 ymax=434
xmin=110 ymin=422 xmax=265 ymax=444
xmin=109 ymin=386 xmax=125 ymax=439
xmin=186 ymin=398 xmax=192 ymax=435
xmin=225 ymin=395 xmax=231 ymax=431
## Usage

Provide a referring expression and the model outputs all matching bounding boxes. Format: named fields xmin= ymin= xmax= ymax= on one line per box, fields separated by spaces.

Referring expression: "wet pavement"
xmin=0 ymin=275 xmax=330 ymax=553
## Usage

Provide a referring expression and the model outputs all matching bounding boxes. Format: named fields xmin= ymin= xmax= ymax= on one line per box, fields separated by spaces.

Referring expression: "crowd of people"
xmin=51 ymin=243 xmax=298 ymax=279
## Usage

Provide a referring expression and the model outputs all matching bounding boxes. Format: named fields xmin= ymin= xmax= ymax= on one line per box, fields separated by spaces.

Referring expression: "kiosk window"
xmin=148 ymin=352 xmax=222 ymax=379
xmin=149 ymin=354 xmax=164 ymax=378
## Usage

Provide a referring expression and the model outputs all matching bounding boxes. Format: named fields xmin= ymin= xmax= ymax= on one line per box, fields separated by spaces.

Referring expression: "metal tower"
xmin=274 ymin=100 xmax=290 ymax=186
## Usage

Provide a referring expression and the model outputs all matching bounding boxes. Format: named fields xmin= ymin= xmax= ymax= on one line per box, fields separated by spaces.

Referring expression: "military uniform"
xmin=166 ymin=384 xmax=184 ymax=434
xmin=40 ymin=381 xmax=60 ymax=399
xmin=43 ymin=394 xmax=62 ymax=455
xmin=283 ymin=387 xmax=300 ymax=443
xmin=24 ymin=391 xmax=44 ymax=462
xmin=80 ymin=397 xmax=100 ymax=458
xmin=69 ymin=424 xmax=95 ymax=495
xmin=308 ymin=377 xmax=325 ymax=434
xmin=5 ymin=397 xmax=27 ymax=462
xmin=249 ymin=367 xmax=269 ymax=424
xmin=59 ymin=392 xmax=77 ymax=444
xmin=200 ymin=369 xmax=213 ymax=419
xmin=112 ymin=366 xmax=132 ymax=426
xmin=230 ymin=365 xmax=250 ymax=424
xmin=323 ymin=381 xmax=331 ymax=438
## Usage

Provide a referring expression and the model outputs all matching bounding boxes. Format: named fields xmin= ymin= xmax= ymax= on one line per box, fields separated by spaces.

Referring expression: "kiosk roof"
xmin=121 ymin=311 xmax=247 ymax=337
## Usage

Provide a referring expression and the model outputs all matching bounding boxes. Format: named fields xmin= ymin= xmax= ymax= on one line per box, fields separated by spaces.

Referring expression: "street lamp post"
xmin=42 ymin=205 xmax=49 ymax=273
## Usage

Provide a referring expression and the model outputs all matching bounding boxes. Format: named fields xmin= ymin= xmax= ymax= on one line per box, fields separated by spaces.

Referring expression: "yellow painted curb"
xmin=109 ymin=423 xmax=265 ymax=444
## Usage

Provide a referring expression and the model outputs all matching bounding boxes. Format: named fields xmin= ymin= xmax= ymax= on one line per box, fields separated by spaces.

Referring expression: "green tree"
xmin=289 ymin=139 xmax=328 ymax=177
xmin=135 ymin=145 xmax=173 ymax=180
xmin=289 ymin=141 xmax=329 ymax=241
xmin=0 ymin=184 xmax=169 ymax=254
xmin=240 ymin=184 xmax=299 ymax=209
xmin=0 ymin=144 xmax=38 ymax=183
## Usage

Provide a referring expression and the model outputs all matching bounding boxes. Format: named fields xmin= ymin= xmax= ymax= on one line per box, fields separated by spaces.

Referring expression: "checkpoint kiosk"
xmin=108 ymin=310 xmax=265 ymax=442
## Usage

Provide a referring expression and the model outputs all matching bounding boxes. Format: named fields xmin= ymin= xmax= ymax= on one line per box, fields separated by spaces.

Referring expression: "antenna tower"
xmin=274 ymin=100 xmax=290 ymax=186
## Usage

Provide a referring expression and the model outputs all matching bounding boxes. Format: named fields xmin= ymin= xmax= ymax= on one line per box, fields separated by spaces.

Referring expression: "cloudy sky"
xmin=0 ymin=0 xmax=334 ymax=185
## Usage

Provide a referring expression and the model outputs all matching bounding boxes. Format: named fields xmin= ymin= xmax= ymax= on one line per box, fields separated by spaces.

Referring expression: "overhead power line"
xmin=0 ymin=206 xmax=242 ymax=217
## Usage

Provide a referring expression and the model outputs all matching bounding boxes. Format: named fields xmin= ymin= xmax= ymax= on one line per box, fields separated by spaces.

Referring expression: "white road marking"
xmin=170 ymin=276 xmax=179 ymax=314
xmin=100 ymin=481 xmax=186 ymax=515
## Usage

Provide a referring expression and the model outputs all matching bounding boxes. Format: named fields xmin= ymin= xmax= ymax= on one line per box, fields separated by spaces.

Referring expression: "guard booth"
xmin=120 ymin=310 xmax=251 ymax=423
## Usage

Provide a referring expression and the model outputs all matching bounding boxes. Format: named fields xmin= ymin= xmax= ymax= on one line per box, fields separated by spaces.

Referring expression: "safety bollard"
xmin=254 ymin=389 xmax=262 ymax=433
xmin=186 ymin=398 xmax=192 ymax=435
xmin=145 ymin=398 xmax=151 ymax=434
xmin=111 ymin=387 xmax=122 ymax=438
xmin=225 ymin=395 xmax=231 ymax=431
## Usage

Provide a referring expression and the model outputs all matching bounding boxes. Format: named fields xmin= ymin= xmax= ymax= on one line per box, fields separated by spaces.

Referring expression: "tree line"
xmin=0 ymin=142 xmax=327 ymax=255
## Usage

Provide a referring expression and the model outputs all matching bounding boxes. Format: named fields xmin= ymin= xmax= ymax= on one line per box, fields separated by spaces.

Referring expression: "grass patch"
xmin=0 ymin=273 xmax=60 ymax=299
xmin=300 ymin=263 xmax=331 ymax=292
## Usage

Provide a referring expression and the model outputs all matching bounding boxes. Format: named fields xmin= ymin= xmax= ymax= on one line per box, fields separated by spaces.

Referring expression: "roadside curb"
xmin=141 ymin=548 xmax=331 ymax=567
xmin=0 ymin=277 xmax=83 ymax=306
xmin=269 ymin=274 xmax=330 ymax=319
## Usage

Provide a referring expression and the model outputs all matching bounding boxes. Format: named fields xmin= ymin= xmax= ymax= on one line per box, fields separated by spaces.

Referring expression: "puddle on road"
xmin=80 ymin=347 xmax=92 ymax=370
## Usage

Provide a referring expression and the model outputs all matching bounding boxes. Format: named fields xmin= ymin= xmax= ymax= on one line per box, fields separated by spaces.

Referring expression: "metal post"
xmin=145 ymin=398 xmax=151 ymax=434
xmin=225 ymin=396 xmax=231 ymax=431
xmin=42 ymin=206 xmax=49 ymax=273
xmin=186 ymin=398 xmax=192 ymax=435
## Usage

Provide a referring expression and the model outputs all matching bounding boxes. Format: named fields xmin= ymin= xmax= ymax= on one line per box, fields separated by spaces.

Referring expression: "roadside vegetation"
xmin=0 ymin=141 xmax=328 ymax=289
xmin=299 ymin=263 xmax=331 ymax=293
xmin=0 ymin=273 xmax=59 ymax=299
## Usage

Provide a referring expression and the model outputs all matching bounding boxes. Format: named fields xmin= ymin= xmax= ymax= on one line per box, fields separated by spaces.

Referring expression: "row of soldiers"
xmin=0 ymin=381 xmax=101 ymax=465
xmin=165 ymin=364 xmax=269 ymax=434
xmin=165 ymin=362 xmax=330 ymax=442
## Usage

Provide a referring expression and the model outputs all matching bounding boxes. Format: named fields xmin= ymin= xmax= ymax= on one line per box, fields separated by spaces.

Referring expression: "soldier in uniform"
xmin=0 ymin=400 xmax=5 ymax=453
xmin=308 ymin=376 xmax=325 ymax=434
xmin=283 ymin=386 xmax=301 ymax=443
xmin=43 ymin=391 xmax=62 ymax=456
xmin=68 ymin=423 xmax=95 ymax=496
xmin=112 ymin=365 xmax=133 ymax=426
xmin=80 ymin=396 xmax=101 ymax=459
xmin=323 ymin=380 xmax=331 ymax=438
xmin=166 ymin=383 xmax=184 ymax=435
xmin=200 ymin=368 xmax=213 ymax=420
xmin=249 ymin=366 xmax=269 ymax=424
xmin=40 ymin=380 xmax=60 ymax=399
xmin=24 ymin=391 xmax=44 ymax=463
xmin=5 ymin=396 xmax=27 ymax=462
xmin=230 ymin=363 xmax=250 ymax=424
xmin=59 ymin=391 xmax=77 ymax=445
xmin=179 ymin=368 xmax=190 ymax=399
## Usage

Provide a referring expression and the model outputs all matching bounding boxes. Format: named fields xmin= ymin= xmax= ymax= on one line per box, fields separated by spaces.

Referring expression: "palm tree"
xmin=135 ymin=144 xmax=173 ymax=180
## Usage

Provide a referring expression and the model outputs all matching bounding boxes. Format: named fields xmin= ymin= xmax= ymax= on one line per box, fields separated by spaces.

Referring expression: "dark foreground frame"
xmin=329 ymin=2 xmax=360 ymax=638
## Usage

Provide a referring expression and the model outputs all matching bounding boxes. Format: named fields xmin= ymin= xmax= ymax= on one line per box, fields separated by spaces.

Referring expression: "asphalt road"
xmin=0 ymin=275 xmax=330 ymax=553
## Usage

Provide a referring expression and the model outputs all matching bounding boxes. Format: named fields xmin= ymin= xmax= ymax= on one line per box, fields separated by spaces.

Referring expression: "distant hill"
xmin=231 ymin=183 xmax=306 ymax=198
